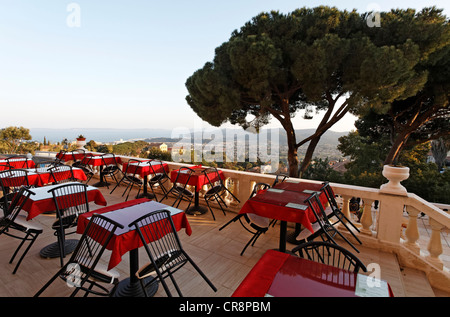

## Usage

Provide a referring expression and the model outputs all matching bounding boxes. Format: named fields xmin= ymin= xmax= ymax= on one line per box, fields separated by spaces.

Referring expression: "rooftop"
xmin=1 ymin=166 xmax=449 ymax=298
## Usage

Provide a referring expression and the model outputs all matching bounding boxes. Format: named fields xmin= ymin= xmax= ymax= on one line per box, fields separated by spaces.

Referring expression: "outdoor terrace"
xmin=0 ymin=151 xmax=449 ymax=297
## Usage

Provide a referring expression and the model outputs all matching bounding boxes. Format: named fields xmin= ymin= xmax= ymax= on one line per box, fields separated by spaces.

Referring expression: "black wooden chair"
xmin=147 ymin=160 xmax=170 ymax=200
xmin=321 ymin=182 xmax=362 ymax=245
xmin=130 ymin=209 xmax=217 ymax=297
xmin=34 ymin=213 xmax=123 ymax=297
xmin=219 ymin=182 xmax=272 ymax=255
xmin=0 ymin=187 xmax=43 ymax=274
xmin=100 ymin=153 xmax=121 ymax=189
xmin=72 ymin=153 xmax=95 ymax=184
xmin=292 ymin=241 xmax=367 ymax=273
xmin=6 ymin=156 xmax=30 ymax=169
xmin=48 ymin=165 xmax=77 ymax=184
xmin=160 ymin=167 xmax=194 ymax=209
xmin=110 ymin=159 xmax=144 ymax=201
xmin=202 ymin=167 xmax=240 ymax=221
xmin=47 ymin=183 xmax=91 ymax=266
xmin=0 ymin=169 xmax=31 ymax=215
xmin=295 ymin=193 xmax=360 ymax=253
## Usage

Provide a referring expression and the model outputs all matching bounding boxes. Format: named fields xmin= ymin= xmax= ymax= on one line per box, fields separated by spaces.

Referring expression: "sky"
xmin=0 ymin=1 xmax=449 ymax=133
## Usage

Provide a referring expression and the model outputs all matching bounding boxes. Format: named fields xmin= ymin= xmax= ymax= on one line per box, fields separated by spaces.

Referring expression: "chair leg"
xmin=11 ymin=232 xmax=40 ymax=274
xmin=204 ymin=198 xmax=216 ymax=221
xmin=219 ymin=214 xmax=243 ymax=231
xmin=183 ymin=251 xmax=217 ymax=293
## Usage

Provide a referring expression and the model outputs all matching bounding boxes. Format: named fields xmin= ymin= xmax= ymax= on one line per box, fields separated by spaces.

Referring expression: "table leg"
xmin=93 ymin=166 xmax=109 ymax=187
xmin=113 ymin=249 xmax=158 ymax=297
xmin=286 ymin=223 xmax=303 ymax=245
xmin=279 ymin=221 xmax=287 ymax=253
xmin=185 ymin=188 xmax=208 ymax=215
xmin=136 ymin=175 xmax=155 ymax=199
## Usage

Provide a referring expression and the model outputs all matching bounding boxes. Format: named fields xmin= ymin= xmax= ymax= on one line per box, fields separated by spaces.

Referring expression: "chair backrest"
xmin=321 ymin=182 xmax=340 ymax=211
xmin=147 ymin=160 xmax=168 ymax=177
xmin=48 ymin=165 xmax=76 ymax=184
xmin=101 ymin=153 xmax=118 ymax=167
xmin=0 ymin=169 xmax=30 ymax=189
xmin=202 ymin=167 xmax=222 ymax=188
xmin=48 ymin=183 xmax=90 ymax=229
xmin=0 ymin=164 xmax=12 ymax=171
xmin=272 ymin=173 xmax=288 ymax=186
xmin=129 ymin=209 xmax=187 ymax=275
xmin=249 ymin=182 xmax=271 ymax=199
xmin=173 ymin=167 xmax=194 ymax=187
xmin=6 ymin=156 xmax=29 ymax=169
xmin=124 ymin=159 xmax=143 ymax=176
xmin=0 ymin=186 xmax=34 ymax=229
xmin=61 ymin=213 xmax=124 ymax=290
xmin=292 ymin=241 xmax=367 ymax=273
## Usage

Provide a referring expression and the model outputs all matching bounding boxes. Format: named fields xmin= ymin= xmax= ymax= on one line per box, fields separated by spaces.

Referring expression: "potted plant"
xmin=380 ymin=160 xmax=409 ymax=195
xmin=76 ymin=134 xmax=86 ymax=149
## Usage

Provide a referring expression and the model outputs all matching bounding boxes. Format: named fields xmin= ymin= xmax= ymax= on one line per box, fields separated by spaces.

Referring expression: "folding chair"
xmin=160 ymin=167 xmax=194 ymax=209
xmin=0 ymin=169 xmax=31 ymax=215
xmin=292 ymin=241 xmax=367 ymax=273
xmin=321 ymin=182 xmax=362 ymax=245
xmin=202 ymin=167 xmax=240 ymax=221
xmin=129 ymin=209 xmax=217 ymax=297
xmin=48 ymin=165 xmax=77 ymax=184
xmin=110 ymin=159 xmax=144 ymax=201
xmin=34 ymin=214 xmax=124 ymax=297
xmin=295 ymin=193 xmax=360 ymax=253
xmin=0 ymin=187 xmax=43 ymax=274
xmin=147 ymin=160 xmax=170 ymax=200
xmin=47 ymin=183 xmax=91 ymax=266
xmin=219 ymin=182 xmax=272 ymax=255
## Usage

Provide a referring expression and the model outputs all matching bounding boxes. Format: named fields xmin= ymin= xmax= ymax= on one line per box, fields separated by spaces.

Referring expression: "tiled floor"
xmin=0 ymin=181 xmax=449 ymax=297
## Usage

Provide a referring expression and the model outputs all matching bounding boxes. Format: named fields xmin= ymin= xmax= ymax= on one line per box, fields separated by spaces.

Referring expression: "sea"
xmin=29 ymin=128 xmax=174 ymax=143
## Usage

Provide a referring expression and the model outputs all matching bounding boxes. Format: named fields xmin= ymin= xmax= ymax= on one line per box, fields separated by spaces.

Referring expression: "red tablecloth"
xmin=77 ymin=198 xmax=192 ymax=270
xmin=121 ymin=160 xmax=169 ymax=178
xmin=81 ymin=155 xmax=122 ymax=166
xmin=56 ymin=152 xmax=86 ymax=162
xmin=239 ymin=186 xmax=328 ymax=234
xmin=169 ymin=166 xmax=224 ymax=192
xmin=22 ymin=183 xmax=107 ymax=220
xmin=0 ymin=158 xmax=35 ymax=170
xmin=0 ymin=168 xmax=87 ymax=188
xmin=232 ymin=249 xmax=394 ymax=297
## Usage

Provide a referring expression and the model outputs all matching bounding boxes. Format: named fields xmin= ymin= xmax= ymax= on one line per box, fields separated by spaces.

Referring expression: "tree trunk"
xmin=384 ymin=131 xmax=411 ymax=165
xmin=286 ymin=127 xmax=299 ymax=177
xmin=298 ymin=135 xmax=321 ymax=177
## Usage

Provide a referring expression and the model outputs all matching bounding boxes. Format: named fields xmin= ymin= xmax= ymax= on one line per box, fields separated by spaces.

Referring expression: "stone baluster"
xmin=404 ymin=206 xmax=421 ymax=254
xmin=340 ymin=195 xmax=352 ymax=224
xmin=427 ymin=218 xmax=444 ymax=269
xmin=360 ymin=198 xmax=374 ymax=235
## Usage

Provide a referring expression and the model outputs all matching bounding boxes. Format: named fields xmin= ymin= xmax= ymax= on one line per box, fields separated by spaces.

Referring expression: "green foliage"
xmin=0 ymin=126 xmax=33 ymax=154
xmin=147 ymin=147 xmax=172 ymax=162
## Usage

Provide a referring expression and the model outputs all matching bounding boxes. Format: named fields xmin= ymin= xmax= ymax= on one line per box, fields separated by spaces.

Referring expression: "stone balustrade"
xmin=34 ymin=151 xmax=450 ymax=292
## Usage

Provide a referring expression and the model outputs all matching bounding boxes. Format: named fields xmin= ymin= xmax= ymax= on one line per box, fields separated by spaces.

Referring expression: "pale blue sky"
xmin=0 ymin=1 xmax=448 ymax=132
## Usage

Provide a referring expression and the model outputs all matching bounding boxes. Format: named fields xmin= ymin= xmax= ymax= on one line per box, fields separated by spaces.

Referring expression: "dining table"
xmin=19 ymin=182 xmax=107 ymax=258
xmin=121 ymin=160 xmax=169 ymax=199
xmin=77 ymin=198 xmax=192 ymax=297
xmin=0 ymin=167 xmax=87 ymax=188
xmin=169 ymin=165 xmax=224 ymax=215
xmin=239 ymin=181 xmax=328 ymax=253
xmin=55 ymin=151 xmax=88 ymax=163
xmin=232 ymin=249 xmax=394 ymax=297
xmin=81 ymin=154 xmax=122 ymax=187
xmin=0 ymin=158 xmax=35 ymax=170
